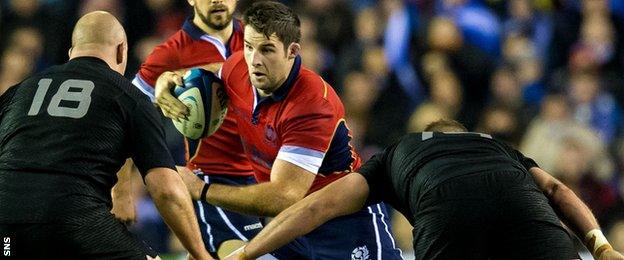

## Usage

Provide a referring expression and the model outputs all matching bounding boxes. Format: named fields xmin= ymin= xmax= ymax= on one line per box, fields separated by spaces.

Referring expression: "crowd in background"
xmin=3 ymin=0 xmax=624 ymax=257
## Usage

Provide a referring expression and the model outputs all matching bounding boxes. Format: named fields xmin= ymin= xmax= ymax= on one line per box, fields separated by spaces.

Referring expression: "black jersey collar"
xmin=70 ymin=56 xmax=109 ymax=67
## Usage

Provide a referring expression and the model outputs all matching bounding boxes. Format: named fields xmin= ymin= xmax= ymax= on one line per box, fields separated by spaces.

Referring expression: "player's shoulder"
xmin=291 ymin=67 xmax=337 ymax=104
xmin=221 ymin=51 xmax=247 ymax=79
xmin=149 ymin=29 xmax=188 ymax=56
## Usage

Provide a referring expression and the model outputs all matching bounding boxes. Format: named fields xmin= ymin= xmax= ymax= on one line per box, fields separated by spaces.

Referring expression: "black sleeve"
xmin=0 ymin=85 xmax=19 ymax=117
xmin=498 ymin=140 xmax=539 ymax=170
xmin=358 ymin=150 xmax=389 ymax=205
xmin=127 ymin=101 xmax=177 ymax=178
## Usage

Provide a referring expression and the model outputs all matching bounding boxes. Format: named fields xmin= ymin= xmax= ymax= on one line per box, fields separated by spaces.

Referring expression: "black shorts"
xmin=0 ymin=202 xmax=156 ymax=259
xmin=412 ymin=170 xmax=579 ymax=260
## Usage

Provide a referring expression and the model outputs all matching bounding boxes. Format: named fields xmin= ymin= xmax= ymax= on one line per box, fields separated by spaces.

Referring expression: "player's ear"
xmin=187 ymin=0 xmax=195 ymax=7
xmin=116 ymin=42 xmax=126 ymax=65
xmin=287 ymin=42 xmax=301 ymax=59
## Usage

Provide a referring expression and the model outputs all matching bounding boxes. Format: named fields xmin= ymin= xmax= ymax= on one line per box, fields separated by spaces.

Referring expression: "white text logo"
xmin=3 ymin=237 xmax=10 ymax=256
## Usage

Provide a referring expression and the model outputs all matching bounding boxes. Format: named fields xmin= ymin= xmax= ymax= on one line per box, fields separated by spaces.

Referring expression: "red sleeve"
xmin=137 ymin=41 xmax=180 ymax=87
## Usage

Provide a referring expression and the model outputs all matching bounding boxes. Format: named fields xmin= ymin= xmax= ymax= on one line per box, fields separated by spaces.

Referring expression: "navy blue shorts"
xmin=193 ymin=172 xmax=264 ymax=253
xmin=272 ymin=203 xmax=404 ymax=260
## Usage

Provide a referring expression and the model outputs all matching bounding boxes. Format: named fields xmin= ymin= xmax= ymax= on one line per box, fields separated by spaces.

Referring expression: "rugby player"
xmin=115 ymin=0 xmax=261 ymax=257
xmin=0 ymin=12 xmax=210 ymax=260
xmin=228 ymin=119 xmax=624 ymax=260
xmin=156 ymin=1 xmax=403 ymax=259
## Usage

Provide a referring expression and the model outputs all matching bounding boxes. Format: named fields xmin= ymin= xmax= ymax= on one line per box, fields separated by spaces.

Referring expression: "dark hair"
xmin=424 ymin=119 xmax=467 ymax=132
xmin=243 ymin=1 xmax=301 ymax=46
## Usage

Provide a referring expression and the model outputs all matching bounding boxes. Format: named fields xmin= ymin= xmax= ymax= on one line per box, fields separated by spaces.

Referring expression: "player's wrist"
xmin=238 ymin=246 xmax=250 ymax=260
xmin=585 ymin=229 xmax=613 ymax=258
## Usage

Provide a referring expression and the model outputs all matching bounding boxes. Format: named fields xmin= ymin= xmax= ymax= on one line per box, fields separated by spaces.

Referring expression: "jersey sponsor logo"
xmin=243 ymin=222 xmax=263 ymax=231
xmin=351 ymin=245 xmax=369 ymax=260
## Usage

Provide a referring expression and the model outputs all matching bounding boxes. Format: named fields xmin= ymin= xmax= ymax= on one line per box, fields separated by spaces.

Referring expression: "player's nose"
xmin=251 ymin=51 xmax=263 ymax=67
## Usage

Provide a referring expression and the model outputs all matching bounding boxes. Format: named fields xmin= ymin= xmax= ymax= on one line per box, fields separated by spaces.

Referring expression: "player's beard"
xmin=196 ymin=4 xmax=233 ymax=31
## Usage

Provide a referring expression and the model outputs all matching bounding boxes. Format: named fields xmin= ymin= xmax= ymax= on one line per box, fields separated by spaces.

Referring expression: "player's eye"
xmin=245 ymin=44 xmax=253 ymax=51
xmin=261 ymin=48 xmax=274 ymax=54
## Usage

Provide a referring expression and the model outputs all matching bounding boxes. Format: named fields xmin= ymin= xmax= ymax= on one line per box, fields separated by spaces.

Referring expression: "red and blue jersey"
xmin=220 ymin=52 xmax=361 ymax=192
xmin=132 ymin=18 xmax=253 ymax=176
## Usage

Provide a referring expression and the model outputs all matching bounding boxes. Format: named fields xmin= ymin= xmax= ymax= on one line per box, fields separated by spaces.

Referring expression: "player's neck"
xmin=194 ymin=18 xmax=233 ymax=44
xmin=259 ymin=59 xmax=296 ymax=97
xmin=69 ymin=48 xmax=114 ymax=69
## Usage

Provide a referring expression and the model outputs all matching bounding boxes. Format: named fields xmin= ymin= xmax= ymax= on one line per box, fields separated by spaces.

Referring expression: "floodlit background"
xmin=3 ymin=0 xmax=624 ymax=258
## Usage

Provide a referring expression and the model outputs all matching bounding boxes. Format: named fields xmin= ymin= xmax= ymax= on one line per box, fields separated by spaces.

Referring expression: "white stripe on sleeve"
xmin=276 ymin=145 xmax=326 ymax=174
xmin=132 ymin=74 xmax=156 ymax=102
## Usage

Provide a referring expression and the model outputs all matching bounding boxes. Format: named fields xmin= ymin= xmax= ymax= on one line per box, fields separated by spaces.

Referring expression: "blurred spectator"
xmin=503 ymin=0 xmax=553 ymax=60
xmin=435 ymin=0 xmax=501 ymax=57
xmin=79 ymin=0 xmax=124 ymax=20
xmin=521 ymin=95 xmax=614 ymax=180
xmin=475 ymin=105 xmax=521 ymax=145
xmin=7 ymin=26 xmax=48 ymax=71
xmin=342 ymin=71 xmax=380 ymax=159
xmin=420 ymin=51 xmax=449 ymax=81
xmin=336 ymin=7 xmax=383 ymax=91
xmin=0 ymin=47 xmax=35 ymax=94
xmin=425 ymin=16 xmax=494 ymax=129
xmin=490 ymin=65 xmax=521 ymax=108
xmin=126 ymin=35 xmax=165 ymax=77
xmin=296 ymin=0 xmax=354 ymax=55
xmin=429 ymin=71 xmax=462 ymax=117
xmin=552 ymin=137 xmax=618 ymax=223
xmin=407 ymin=101 xmax=452 ymax=133
xmin=383 ymin=0 xmax=423 ymax=109
xmin=568 ymin=71 xmax=621 ymax=144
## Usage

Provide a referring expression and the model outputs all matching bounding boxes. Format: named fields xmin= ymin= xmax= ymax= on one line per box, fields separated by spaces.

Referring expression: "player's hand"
xmin=110 ymin=195 xmax=136 ymax=226
xmin=176 ymin=166 xmax=204 ymax=201
xmin=599 ymin=249 xmax=624 ymax=260
xmin=155 ymin=71 xmax=188 ymax=120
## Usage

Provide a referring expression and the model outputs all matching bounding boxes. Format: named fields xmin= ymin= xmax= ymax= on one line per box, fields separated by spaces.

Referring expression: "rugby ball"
xmin=171 ymin=68 xmax=228 ymax=140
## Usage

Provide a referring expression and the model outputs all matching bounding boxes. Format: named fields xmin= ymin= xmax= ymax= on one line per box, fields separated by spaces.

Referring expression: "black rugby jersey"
xmin=358 ymin=132 xmax=538 ymax=224
xmin=0 ymin=57 xmax=175 ymax=222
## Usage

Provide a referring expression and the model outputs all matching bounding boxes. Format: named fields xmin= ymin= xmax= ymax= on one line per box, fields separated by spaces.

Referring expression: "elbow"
xmin=150 ymin=183 xmax=186 ymax=204
xmin=281 ymin=188 xmax=307 ymax=207
xmin=548 ymin=181 xmax=574 ymax=204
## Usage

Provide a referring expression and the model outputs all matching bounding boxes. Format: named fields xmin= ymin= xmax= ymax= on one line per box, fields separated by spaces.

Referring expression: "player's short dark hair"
xmin=424 ymin=119 xmax=467 ymax=132
xmin=243 ymin=1 xmax=301 ymax=47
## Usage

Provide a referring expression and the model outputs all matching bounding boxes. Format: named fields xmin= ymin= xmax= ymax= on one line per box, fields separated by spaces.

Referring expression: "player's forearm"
xmin=243 ymin=198 xmax=329 ymax=258
xmin=206 ymin=182 xmax=297 ymax=217
xmin=549 ymin=182 xmax=599 ymax=238
xmin=147 ymin=173 xmax=210 ymax=259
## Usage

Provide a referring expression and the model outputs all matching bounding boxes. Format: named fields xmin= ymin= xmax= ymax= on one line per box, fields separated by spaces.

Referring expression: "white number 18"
xmin=27 ymin=78 xmax=94 ymax=119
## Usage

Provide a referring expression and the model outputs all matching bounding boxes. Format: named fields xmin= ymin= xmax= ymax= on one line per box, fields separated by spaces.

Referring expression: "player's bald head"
xmin=69 ymin=11 xmax=128 ymax=75
xmin=71 ymin=11 xmax=125 ymax=48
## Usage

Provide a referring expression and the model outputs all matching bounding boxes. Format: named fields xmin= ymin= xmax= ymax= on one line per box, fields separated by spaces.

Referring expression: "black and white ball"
xmin=171 ymin=68 xmax=228 ymax=140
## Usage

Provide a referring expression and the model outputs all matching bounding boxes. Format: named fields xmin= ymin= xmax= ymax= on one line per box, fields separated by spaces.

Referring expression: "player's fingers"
xmin=157 ymin=95 xmax=185 ymax=116
xmin=162 ymin=108 xmax=182 ymax=122
xmin=158 ymin=90 xmax=188 ymax=115
xmin=172 ymin=74 xmax=184 ymax=86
